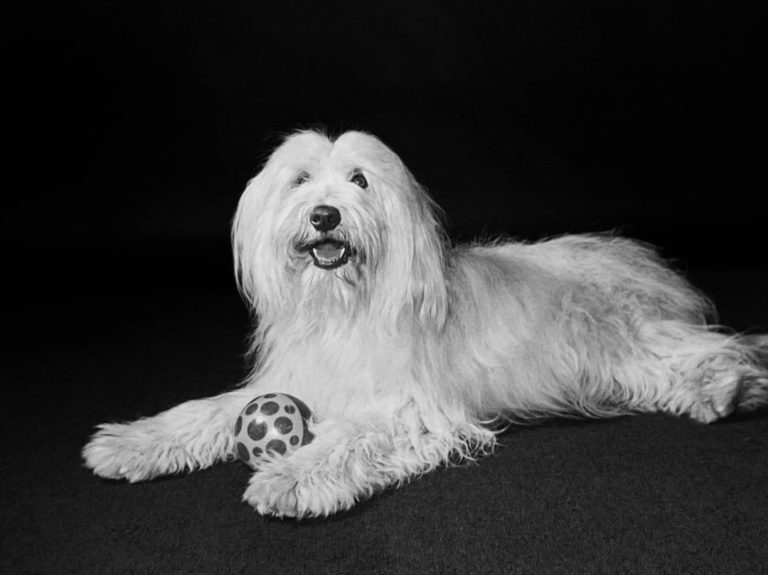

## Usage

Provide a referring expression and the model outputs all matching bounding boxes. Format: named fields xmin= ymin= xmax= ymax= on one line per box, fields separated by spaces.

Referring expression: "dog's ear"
xmin=376 ymin=168 xmax=449 ymax=330
xmin=231 ymin=160 xmax=287 ymax=318
xmin=232 ymin=167 xmax=266 ymax=311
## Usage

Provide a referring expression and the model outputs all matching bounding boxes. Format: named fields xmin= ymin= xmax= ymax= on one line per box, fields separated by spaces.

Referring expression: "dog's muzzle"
xmin=300 ymin=205 xmax=351 ymax=269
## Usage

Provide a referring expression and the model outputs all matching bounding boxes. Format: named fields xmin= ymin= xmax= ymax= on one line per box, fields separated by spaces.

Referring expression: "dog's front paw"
xmin=242 ymin=458 xmax=356 ymax=519
xmin=83 ymin=421 xmax=185 ymax=482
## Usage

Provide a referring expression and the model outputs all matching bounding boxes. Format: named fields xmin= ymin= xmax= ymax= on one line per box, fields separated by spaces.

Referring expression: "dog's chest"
xmin=258 ymin=327 xmax=414 ymax=418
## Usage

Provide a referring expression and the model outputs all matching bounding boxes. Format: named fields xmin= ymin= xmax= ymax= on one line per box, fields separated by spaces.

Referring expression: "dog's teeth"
xmin=311 ymin=243 xmax=346 ymax=266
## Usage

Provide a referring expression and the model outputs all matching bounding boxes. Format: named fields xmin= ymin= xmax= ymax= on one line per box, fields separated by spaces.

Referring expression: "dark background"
xmin=5 ymin=1 xmax=767 ymax=574
xmin=9 ymin=0 xmax=766 ymax=297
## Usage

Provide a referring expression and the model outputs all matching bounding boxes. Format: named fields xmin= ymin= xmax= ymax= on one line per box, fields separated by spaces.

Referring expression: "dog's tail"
xmin=735 ymin=334 xmax=768 ymax=413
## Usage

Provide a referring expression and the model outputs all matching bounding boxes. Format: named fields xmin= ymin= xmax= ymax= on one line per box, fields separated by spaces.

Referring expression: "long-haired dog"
xmin=83 ymin=130 xmax=768 ymax=518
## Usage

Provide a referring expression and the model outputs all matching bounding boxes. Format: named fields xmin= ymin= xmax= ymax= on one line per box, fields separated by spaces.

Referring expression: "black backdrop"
xmin=10 ymin=0 xmax=765 ymax=296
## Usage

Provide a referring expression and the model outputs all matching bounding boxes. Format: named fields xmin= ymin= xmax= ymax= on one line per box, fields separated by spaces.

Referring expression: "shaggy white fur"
xmin=83 ymin=130 xmax=768 ymax=518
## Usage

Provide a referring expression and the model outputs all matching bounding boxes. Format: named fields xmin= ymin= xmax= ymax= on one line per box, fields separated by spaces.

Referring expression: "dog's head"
xmin=233 ymin=130 xmax=447 ymax=327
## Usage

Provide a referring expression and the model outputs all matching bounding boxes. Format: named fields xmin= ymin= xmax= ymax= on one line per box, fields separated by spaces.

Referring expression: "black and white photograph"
xmin=5 ymin=1 xmax=766 ymax=573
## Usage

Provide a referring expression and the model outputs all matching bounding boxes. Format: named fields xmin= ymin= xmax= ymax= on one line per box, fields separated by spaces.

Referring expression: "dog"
xmin=83 ymin=129 xmax=768 ymax=518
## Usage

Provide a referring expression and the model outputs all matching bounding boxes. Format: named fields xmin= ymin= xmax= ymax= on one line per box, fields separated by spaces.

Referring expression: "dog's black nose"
xmin=309 ymin=205 xmax=341 ymax=232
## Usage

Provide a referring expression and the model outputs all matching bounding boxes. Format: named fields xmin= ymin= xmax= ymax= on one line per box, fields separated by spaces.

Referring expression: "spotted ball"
xmin=233 ymin=393 xmax=314 ymax=469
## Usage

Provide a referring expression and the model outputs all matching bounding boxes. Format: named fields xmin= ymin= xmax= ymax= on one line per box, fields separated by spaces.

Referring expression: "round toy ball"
xmin=234 ymin=393 xmax=314 ymax=469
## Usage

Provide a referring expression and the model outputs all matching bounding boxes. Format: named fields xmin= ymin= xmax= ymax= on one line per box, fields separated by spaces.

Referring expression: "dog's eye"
xmin=350 ymin=171 xmax=368 ymax=189
xmin=294 ymin=172 xmax=310 ymax=186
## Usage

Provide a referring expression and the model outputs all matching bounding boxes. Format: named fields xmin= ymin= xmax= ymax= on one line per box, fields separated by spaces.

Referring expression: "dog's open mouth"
xmin=308 ymin=240 xmax=350 ymax=269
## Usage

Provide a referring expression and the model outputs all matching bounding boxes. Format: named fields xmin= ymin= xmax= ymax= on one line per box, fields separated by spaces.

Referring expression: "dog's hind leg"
xmin=619 ymin=322 xmax=768 ymax=423
xmin=82 ymin=387 xmax=255 ymax=482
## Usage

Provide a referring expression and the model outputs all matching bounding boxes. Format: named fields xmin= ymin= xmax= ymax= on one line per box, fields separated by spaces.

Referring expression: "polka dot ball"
xmin=234 ymin=393 xmax=314 ymax=469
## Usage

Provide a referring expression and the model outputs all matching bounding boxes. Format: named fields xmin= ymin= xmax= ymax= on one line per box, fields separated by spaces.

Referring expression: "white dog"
xmin=83 ymin=130 xmax=768 ymax=518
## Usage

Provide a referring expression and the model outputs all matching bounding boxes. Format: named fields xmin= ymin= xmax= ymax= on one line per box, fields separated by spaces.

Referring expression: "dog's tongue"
xmin=315 ymin=242 xmax=344 ymax=259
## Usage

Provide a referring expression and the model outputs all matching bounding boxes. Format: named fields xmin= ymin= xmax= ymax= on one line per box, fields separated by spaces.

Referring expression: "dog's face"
xmin=233 ymin=130 xmax=447 ymax=327
xmin=278 ymin=132 xmax=385 ymax=281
